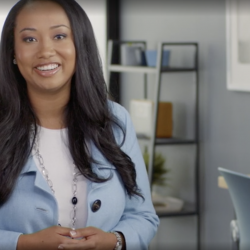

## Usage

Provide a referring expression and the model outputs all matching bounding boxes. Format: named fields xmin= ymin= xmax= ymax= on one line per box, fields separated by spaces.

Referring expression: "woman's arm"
xmin=108 ymin=102 xmax=160 ymax=250
xmin=0 ymin=230 xmax=23 ymax=250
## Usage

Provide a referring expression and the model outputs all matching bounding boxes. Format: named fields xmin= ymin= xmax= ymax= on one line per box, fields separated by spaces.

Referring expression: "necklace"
xmin=32 ymin=129 xmax=78 ymax=230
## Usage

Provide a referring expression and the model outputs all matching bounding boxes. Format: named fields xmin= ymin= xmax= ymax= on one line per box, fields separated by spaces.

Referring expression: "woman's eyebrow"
xmin=19 ymin=24 xmax=70 ymax=33
xmin=50 ymin=24 xmax=70 ymax=30
xmin=19 ymin=27 xmax=36 ymax=33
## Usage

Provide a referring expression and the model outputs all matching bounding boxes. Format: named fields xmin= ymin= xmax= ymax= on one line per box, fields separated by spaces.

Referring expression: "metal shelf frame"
xmin=156 ymin=203 xmax=198 ymax=218
xmin=107 ymin=40 xmax=200 ymax=248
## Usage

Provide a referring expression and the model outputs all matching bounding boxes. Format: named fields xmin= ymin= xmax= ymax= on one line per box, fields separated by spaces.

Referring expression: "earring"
xmin=13 ymin=58 xmax=17 ymax=65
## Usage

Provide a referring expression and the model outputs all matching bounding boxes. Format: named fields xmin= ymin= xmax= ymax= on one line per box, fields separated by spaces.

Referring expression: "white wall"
xmin=76 ymin=0 xmax=107 ymax=79
xmin=0 ymin=0 xmax=107 ymax=79
xmin=0 ymin=1 xmax=17 ymax=35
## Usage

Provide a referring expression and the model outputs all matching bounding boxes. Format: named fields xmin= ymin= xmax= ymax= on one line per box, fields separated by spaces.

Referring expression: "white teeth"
xmin=36 ymin=64 xmax=59 ymax=71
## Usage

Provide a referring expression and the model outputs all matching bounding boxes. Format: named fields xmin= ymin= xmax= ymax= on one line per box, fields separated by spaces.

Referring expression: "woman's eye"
xmin=55 ymin=34 xmax=66 ymax=40
xmin=23 ymin=37 xmax=36 ymax=43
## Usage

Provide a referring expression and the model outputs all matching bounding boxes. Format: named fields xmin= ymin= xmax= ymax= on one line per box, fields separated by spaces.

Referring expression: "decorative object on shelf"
xmin=120 ymin=43 xmax=146 ymax=66
xmin=130 ymin=99 xmax=153 ymax=137
xmin=144 ymin=49 xmax=170 ymax=67
xmin=143 ymin=146 xmax=184 ymax=212
xmin=143 ymin=146 xmax=170 ymax=187
xmin=156 ymin=102 xmax=173 ymax=138
xmin=130 ymin=99 xmax=173 ymax=138
xmin=152 ymin=192 xmax=184 ymax=213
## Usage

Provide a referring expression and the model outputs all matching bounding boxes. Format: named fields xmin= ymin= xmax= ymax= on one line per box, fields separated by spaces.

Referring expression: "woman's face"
xmin=14 ymin=0 xmax=76 ymax=95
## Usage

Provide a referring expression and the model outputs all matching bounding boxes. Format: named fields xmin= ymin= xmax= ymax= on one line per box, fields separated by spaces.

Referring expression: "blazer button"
xmin=91 ymin=200 xmax=101 ymax=212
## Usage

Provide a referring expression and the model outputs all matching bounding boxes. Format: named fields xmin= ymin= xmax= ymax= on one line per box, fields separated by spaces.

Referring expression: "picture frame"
xmin=226 ymin=0 xmax=250 ymax=92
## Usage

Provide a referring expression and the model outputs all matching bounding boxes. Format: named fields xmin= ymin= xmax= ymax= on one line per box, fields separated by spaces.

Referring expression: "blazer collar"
xmin=20 ymin=143 xmax=115 ymax=193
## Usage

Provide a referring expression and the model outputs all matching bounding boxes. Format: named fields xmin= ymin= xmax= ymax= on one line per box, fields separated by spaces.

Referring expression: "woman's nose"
xmin=37 ymin=38 xmax=56 ymax=59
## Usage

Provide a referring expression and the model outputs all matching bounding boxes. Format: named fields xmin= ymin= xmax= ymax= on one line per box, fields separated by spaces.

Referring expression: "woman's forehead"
xmin=15 ymin=1 xmax=71 ymax=31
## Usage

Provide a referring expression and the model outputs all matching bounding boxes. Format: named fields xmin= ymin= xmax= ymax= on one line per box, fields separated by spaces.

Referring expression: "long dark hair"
xmin=0 ymin=0 xmax=143 ymax=205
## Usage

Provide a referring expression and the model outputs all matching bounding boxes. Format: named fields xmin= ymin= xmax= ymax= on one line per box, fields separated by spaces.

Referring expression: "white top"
xmin=33 ymin=126 xmax=88 ymax=229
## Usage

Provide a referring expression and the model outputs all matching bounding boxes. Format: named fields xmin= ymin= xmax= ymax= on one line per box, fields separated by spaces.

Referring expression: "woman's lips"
xmin=34 ymin=64 xmax=61 ymax=77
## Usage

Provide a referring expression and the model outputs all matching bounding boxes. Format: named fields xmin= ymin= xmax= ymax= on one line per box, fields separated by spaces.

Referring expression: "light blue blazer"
xmin=0 ymin=101 xmax=159 ymax=250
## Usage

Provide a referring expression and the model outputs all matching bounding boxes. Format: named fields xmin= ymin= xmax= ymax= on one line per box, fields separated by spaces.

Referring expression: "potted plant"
xmin=143 ymin=146 xmax=170 ymax=187
xmin=143 ymin=146 xmax=184 ymax=212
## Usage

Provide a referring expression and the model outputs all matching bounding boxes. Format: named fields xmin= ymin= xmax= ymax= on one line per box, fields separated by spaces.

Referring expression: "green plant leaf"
xmin=143 ymin=146 xmax=170 ymax=187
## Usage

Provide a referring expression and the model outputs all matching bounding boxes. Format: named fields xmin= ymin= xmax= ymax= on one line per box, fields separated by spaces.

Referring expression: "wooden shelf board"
xmin=155 ymin=204 xmax=198 ymax=218
xmin=136 ymin=134 xmax=197 ymax=145
xmin=108 ymin=65 xmax=157 ymax=74
xmin=161 ymin=67 xmax=197 ymax=73
xmin=108 ymin=65 xmax=197 ymax=74
xmin=155 ymin=138 xmax=197 ymax=145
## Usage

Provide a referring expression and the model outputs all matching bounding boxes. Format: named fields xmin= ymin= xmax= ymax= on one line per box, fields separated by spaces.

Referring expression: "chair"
xmin=218 ymin=167 xmax=250 ymax=250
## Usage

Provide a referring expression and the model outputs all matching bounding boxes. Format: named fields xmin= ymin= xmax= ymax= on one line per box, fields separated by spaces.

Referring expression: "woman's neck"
xmin=28 ymin=90 xmax=70 ymax=129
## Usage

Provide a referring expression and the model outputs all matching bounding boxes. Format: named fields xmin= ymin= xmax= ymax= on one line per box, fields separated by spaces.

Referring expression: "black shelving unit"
xmin=157 ymin=203 xmax=197 ymax=218
xmin=137 ymin=135 xmax=197 ymax=145
xmin=107 ymin=40 xmax=200 ymax=248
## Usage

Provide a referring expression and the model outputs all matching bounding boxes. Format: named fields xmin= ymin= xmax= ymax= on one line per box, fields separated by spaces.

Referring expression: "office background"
xmin=1 ymin=0 xmax=250 ymax=249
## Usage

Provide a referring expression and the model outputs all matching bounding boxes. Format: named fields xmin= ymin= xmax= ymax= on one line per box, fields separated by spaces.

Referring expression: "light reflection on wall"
xmin=237 ymin=0 xmax=250 ymax=64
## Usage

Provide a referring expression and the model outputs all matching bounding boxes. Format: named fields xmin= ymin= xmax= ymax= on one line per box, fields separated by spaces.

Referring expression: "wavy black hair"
xmin=0 ymin=0 xmax=143 ymax=205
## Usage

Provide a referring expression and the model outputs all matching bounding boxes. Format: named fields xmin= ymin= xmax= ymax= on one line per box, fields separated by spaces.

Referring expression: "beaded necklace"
xmin=32 ymin=129 xmax=78 ymax=230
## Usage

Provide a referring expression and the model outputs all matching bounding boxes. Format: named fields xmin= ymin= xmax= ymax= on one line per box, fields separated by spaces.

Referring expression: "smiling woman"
xmin=14 ymin=1 xmax=76 ymax=101
xmin=0 ymin=1 xmax=159 ymax=250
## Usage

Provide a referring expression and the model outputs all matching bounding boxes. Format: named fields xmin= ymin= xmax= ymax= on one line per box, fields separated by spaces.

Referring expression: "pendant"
xmin=72 ymin=197 xmax=78 ymax=205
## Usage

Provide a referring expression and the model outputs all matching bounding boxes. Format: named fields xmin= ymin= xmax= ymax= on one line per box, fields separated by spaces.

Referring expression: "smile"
xmin=34 ymin=63 xmax=61 ymax=77
xmin=36 ymin=64 xmax=59 ymax=71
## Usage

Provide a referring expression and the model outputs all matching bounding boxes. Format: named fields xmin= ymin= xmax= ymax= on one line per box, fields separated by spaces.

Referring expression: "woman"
xmin=0 ymin=0 xmax=159 ymax=250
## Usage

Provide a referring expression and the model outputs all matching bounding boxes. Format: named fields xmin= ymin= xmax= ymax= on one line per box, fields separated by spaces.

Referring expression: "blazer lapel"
xmin=21 ymin=155 xmax=54 ymax=197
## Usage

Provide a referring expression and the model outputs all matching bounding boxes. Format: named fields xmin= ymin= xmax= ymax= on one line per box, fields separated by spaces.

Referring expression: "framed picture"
xmin=226 ymin=0 xmax=250 ymax=91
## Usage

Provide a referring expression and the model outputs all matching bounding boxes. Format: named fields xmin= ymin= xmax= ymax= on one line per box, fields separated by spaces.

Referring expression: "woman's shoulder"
xmin=107 ymin=100 xmax=130 ymax=123
xmin=107 ymin=100 xmax=136 ymax=147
